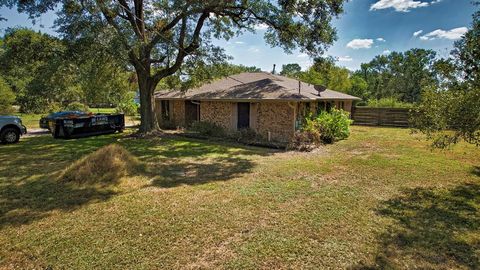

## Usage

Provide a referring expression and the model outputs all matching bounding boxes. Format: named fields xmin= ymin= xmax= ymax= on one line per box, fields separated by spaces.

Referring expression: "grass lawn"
xmin=0 ymin=126 xmax=479 ymax=269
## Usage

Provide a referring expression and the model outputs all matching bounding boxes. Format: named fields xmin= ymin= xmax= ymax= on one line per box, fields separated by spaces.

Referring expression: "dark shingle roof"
xmin=155 ymin=72 xmax=361 ymax=101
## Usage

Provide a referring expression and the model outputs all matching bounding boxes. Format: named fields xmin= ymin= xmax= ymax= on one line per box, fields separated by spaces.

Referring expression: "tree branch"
xmin=116 ymin=0 xmax=143 ymax=39
xmin=153 ymin=11 xmax=209 ymax=82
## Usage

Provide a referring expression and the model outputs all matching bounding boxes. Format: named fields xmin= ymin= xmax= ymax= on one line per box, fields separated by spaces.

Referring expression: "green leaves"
xmin=356 ymin=48 xmax=437 ymax=103
xmin=0 ymin=76 xmax=15 ymax=114
xmin=411 ymin=8 xmax=480 ymax=148
xmin=301 ymin=108 xmax=352 ymax=144
xmin=0 ymin=28 xmax=135 ymax=113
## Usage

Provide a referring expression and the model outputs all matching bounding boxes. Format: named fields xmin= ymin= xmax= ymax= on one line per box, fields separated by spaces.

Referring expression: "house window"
xmin=185 ymin=100 xmax=200 ymax=126
xmin=338 ymin=101 xmax=345 ymax=110
xmin=305 ymin=102 xmax=311 ymax=115
xmin=161 ymin=100 xmax=170 ymax=120
xmin=317 ymin=101 xmax=326 ymax=114
xmin=237 ymin=102 xmax=250 ymax=129
xmin=325 ymin=101 xmax=333 ymax=112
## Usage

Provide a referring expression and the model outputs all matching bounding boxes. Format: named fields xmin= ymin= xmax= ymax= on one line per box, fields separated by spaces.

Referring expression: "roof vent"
xmin=314 ymin=85 xmax=327 ymax=96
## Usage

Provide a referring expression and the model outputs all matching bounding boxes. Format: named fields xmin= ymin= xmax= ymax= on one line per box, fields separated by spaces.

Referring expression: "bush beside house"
xmin=288 ymin=109 xmax=353 ymax=151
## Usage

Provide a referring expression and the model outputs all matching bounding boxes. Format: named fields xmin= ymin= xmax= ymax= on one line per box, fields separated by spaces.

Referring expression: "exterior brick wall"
xmin=200 ymin=101 xmax=235 ymax=131
xmin=155 ymin=98 xmax=353 ymax=141
xmin=255 ymin=102 xmax=295 ymax=142
xmin=156 ymin=100 xmax=185 ymax=128
xmin=172 ymin=100 xmax=185 ymax=127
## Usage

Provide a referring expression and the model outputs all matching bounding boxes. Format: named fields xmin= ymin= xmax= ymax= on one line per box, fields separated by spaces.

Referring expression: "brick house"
xmin=155 ymin=72 xmax=360 ymax=142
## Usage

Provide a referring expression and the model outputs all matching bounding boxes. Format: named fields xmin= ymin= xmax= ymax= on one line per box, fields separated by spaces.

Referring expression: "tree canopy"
xmin=355 ymin=49 xmax=437 ymax=103
xmin=0 ymin=28 xmax=135 ymax=113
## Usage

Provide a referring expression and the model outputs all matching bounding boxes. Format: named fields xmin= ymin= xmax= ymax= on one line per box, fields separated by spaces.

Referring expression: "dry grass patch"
xmin=60 ymin=144 xmax=144 ymax=185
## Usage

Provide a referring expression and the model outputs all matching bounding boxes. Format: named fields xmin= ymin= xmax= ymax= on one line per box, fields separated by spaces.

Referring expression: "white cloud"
xmin=382 ymin=50 xmax=391 ymax=55
xmin=338 ymin=56 xmax=353 ymax=62
xmin=346 ymin=39 xmax=374 ymax=49
xmin=413 ymin=30 xmax=423 ymax=37
xmin=297 ymin=53 xmax=308 ymax=58
xmin=248 ymin=46 xmax=260 ymax=53
xmin=234 ymin=41 xmax=245 ymax=44
xmin=370 ymin=0 xmax=441 ymax=12
xmin=420 ymin=27 xmax=468 ymax=40
xmin=254 ymin=23 xmax=269 ymax=30
xmin=376 ymin=38 xmax=386 ymax=42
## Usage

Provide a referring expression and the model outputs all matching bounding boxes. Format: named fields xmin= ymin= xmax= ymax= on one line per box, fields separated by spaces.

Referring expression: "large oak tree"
xmin=2 ymin=0 xmax=346 ymax=132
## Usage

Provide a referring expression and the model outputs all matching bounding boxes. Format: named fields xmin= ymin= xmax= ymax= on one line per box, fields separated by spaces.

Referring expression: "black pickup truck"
xmin=49 ymin=114 xmax=125 ymax=139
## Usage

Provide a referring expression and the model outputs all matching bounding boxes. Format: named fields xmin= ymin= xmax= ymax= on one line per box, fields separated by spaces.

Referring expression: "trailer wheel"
xmin=1 ymin=128 xmax=20 ymax=144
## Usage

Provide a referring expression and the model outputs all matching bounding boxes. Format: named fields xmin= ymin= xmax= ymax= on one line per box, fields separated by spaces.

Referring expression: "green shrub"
xmin=18 ymin=97 xmax=51 ymax=114
xmin=287 ymin=130 xmax=321 ymax=151
xmin=47 ymin=102 xmax=62 ymax=113
xmin=188 ymin=121 xmax=226 ymax=137
xmin=365 ymin=97 xmax=413 ymax=108
xmin=230 ymin=128 xmax=262 ymax=144
xmin=295 ymin=109 xmax=352 ymax=147
xmin=65 ymin=101 xmax=89 ymax=112
xmin=116 ymin=100 xmax=139 ymax=116
xmin=316 ymin=109 xmax=352 ymax=143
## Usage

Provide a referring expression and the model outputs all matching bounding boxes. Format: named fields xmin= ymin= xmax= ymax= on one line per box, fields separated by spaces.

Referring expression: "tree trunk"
xmin=137 ymin=70 xmax=159 ymax=133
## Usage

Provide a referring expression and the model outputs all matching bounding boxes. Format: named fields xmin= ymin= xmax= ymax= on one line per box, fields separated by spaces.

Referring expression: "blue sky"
xmin=0 ymin=0 xmax=475 ymax=71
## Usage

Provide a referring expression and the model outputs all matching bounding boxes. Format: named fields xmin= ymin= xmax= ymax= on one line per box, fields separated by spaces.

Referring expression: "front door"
xmin=185 ymin=101 xmax=199 ymax=127
xmin=237 ymin=102 xmax=250 ymax=129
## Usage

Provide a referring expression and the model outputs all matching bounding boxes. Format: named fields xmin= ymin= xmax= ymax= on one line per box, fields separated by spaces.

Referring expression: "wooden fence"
xmin=351 ymin=107 xmax=411 ymax=127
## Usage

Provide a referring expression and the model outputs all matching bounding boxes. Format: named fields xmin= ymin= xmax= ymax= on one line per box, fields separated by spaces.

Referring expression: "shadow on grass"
xmin=0 ymin=134 xmax=124 ymax=228
xmin=472 ymin=166 xmax=480 ymax=177
xmin=148 ymin=156 xmax=255 ymax=188
xmin=0 ymin=177 xmax=116 ymax=228
xmin=123 ymin=136 xmax=273 ymax=188
xmin=0 ymin=132 xmax=274 ymax=227
xmin=352 ymin=182 xmax=480 ymax=269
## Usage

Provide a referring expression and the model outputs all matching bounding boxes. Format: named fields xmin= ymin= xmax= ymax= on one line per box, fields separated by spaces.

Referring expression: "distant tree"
xmin=0 ymin=28 xmax=136 ymax=112
xmin=358 ymin=49 xmax=437 ymax=103
xmin=67 ymin=38 xmax=135 ymax=107
xmin=325 ymin=66 xmax=351 ymax=92
xmin=3 ymin=0 xmax=346 ymax=132
xmin=348 ymin=75 xmax=368 ymax=100
xmin=298 ymin=57 xmax=351 ymax=92
xmin=280 ymin=63 xmax=302 ymax=78
xmin=298 ymin=67 xmax=324 ymax=86
xmin=0 ymin=76 xmax=15 ymax=114
xmin=0 ymin=28 xmax=66 ymax=113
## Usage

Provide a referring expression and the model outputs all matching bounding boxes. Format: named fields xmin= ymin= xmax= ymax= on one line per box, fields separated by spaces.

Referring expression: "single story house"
xmin=155 ymin=72 xmax=360 ymax=142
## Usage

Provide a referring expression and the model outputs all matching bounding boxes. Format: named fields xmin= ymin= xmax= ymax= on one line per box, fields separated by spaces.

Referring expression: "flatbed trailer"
xmin=49 ymin=114 xmax=125 ymax=139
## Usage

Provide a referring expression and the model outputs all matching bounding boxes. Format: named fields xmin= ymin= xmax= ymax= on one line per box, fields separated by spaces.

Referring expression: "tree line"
xmin=279 ymin=48 xmax=441 ymax=107
xmin=0 ymin=28 xmax=135 ymax=114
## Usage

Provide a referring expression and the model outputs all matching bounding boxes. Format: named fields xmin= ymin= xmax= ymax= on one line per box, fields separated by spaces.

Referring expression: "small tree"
xmin=412 ymin=6 xmax=480 ymax=148
xmin=0 ymin=77 xmax=15 ymax=114
xmin=280 ymin=63 xmax=302 ymax=78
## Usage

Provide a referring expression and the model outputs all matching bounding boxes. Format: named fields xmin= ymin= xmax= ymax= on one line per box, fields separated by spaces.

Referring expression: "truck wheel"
xmin=1 ymin=128 xmax=20 ymax=144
